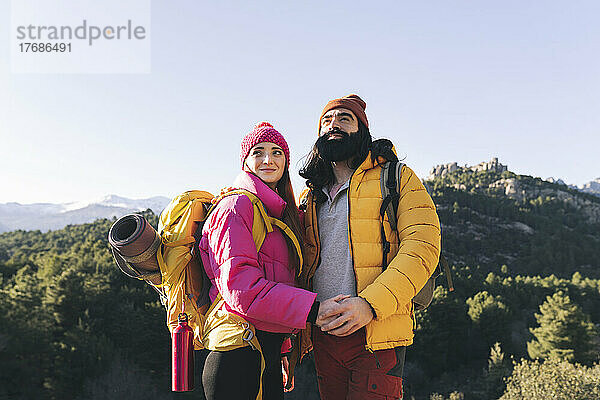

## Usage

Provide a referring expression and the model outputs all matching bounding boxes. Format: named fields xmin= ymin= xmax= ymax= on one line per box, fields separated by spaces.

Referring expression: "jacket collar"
xmin=233 ymin=171 xmax=287 ymax=218
xmin=355 ymin=145 xmax=399 ymax=175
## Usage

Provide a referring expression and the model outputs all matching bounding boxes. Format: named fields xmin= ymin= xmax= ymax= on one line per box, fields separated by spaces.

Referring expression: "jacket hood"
xmin=233 ymin=171 xmax=287 ymax=218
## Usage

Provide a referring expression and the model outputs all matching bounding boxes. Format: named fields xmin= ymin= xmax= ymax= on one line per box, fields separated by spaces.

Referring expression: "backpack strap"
xmin=379 ymin=165 xmax=454 ymax=291
xmin=379 ymin=161 xmax=404 ymax=270
xmin=380 ymin=160 xmax=403 ymax=231
xmin=246 ymin=192 xmax=304 ymax=274
xmin=439 ymin=254 xmax=454 ymax=292
xmin=270 ymin=218 xmax=304 ymax=276
xmin=214 ymin=190 xmax=304 ymax=273
xmin=201 ymin=190 xmax=304 ymax=400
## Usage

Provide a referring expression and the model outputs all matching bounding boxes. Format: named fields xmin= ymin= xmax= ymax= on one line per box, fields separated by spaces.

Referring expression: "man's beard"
xmin=316 ymin=128 xmax=364 ymax=162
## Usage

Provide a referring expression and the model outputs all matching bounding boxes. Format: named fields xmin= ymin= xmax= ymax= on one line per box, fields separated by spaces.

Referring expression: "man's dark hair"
xmin=299 ymin=120 xmax=372 ymax=204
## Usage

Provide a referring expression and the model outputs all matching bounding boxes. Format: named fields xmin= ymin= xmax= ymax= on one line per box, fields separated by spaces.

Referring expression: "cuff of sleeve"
xmin=359 ymin=275 xmax=415 ymax=320
xmin=281 ymin=337 xmax=292 ymax=355
xmin=307 ymin=300 xmax=320 ymax=325
xmin=359 ymin=296 xmax=377 ymax=319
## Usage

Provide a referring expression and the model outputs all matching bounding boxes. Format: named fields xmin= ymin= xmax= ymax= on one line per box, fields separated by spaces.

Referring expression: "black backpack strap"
xmin=439 ymin=254 xmax=454 ymax=291
xmin=379 ymin=161 xmax=404 ymax=271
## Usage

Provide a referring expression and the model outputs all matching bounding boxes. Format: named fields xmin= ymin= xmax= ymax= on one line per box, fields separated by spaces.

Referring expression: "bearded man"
xmin=297 ymin=94 xmax=441 ymax=399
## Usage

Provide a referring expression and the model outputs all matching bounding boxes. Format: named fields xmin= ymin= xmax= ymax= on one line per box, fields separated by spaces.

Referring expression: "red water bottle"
xmin=172 ymin=312 xmax=194 ymax=391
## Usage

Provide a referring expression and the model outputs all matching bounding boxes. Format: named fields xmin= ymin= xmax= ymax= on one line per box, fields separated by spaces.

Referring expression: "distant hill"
xmin=426 ymin=159 xmax=600 ymax=278
xmin=0 ymin=195 xmax=170 ymax=233
xmin=429 ymin=158 xmax=600 ymax=199
xmin=2 ymin=159 xmax=595 ymax=234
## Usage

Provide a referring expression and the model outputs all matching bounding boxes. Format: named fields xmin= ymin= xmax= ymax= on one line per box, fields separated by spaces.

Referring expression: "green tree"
xmin=484 ymin=342 xmax=511 ymax=399
xmin=500 ymin=358 xmax=600 ymax=400
xmin=467 ymin=291 xmax=511 ymax=349
xmin=0 ymin=265 xmax=50 ymax=399
xmin=413 ymin=287 xmax=472 ymax=376
xmin=528 ymin=291 xmax=598 ymax=365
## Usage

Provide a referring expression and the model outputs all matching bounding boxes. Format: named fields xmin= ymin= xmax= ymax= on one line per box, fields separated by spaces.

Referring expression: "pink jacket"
xmin=198 ymin=171 xmax=317 ymax=333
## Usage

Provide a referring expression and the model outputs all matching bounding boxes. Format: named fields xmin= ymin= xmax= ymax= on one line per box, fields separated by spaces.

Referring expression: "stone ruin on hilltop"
xmin=427 ymin=157 xmax=508 ymax=180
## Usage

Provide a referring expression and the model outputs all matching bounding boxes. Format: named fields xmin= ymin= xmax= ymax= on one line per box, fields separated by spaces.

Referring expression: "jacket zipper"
xmin=309 ymin=192 xmax=321 ymax=290
xmin=347 ymin=172 xmax=358 ymax=294
xmin=368 ymin=348 xmax=381 ymax=368
xmin=348 ymin=171 xmax=376 ymax=355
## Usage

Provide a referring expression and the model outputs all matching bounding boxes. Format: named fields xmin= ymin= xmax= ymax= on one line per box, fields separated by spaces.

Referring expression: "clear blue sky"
xmin=1 ymin=0 xmax=599 ymax=204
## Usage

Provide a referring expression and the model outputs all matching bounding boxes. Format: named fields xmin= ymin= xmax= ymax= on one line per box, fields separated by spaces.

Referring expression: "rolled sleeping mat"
xmin=108 ymin=214 xmax=162 ymax=283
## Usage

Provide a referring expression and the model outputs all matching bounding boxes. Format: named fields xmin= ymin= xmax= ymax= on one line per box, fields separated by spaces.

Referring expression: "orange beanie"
xmin=318 ymin=94 xmax=368 ymax=132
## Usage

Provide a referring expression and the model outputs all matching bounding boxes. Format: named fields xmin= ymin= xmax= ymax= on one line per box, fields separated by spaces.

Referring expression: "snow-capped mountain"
xmin=0 ymin=195 xmax=170 ymax=233
xmin=545 ymin=177 xmax=600 ymax=197
xmin=580 ymin=178 xmax=600 ymax=196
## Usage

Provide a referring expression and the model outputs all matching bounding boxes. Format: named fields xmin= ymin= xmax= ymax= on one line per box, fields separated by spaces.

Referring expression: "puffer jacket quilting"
xmin=300 ymin=152 xmax=441 ymax=350
xmin=198 ymin=171 xmax=317 ymax=333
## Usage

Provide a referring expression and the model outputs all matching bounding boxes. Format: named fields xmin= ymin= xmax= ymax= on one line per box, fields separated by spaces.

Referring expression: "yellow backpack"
xmin=155 ymin=189 xmax=302 ymax=351
xmin=109 ymin=188 xmax=302 ymax=399
xmin=153 ymin=189 xmax=303 ymax=399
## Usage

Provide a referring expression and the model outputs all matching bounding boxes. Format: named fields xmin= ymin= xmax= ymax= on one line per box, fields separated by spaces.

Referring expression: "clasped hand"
xmin=315 ymin=295 xmax=374 ymax=337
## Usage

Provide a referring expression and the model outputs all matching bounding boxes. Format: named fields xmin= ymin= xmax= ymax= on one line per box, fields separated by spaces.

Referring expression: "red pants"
xmin=312 ymin=327 xmax=404 ymax=400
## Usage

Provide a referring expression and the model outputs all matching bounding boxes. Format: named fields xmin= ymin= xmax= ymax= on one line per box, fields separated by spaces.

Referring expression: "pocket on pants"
xmin=367 ymin=373 xmax=403 ymax=399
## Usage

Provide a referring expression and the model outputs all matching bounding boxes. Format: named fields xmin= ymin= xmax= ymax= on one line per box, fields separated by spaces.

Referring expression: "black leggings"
xmin=202 ymin=330 xmax=285 ymax=400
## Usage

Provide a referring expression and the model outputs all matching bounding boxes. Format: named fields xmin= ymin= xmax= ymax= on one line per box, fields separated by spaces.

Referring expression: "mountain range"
xmin=1 ymin=159 xmax=598 ymax=233
xmin=0 ymin=195 xmax=170 ymax=233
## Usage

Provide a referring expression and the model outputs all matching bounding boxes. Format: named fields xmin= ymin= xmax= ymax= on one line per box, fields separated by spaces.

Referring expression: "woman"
xmin=197 ymin=122 xmax=334 ymax=400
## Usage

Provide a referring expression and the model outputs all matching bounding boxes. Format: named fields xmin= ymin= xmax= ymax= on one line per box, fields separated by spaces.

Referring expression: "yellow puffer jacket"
xmin=299 ymin=152 xmax=441 ymax=351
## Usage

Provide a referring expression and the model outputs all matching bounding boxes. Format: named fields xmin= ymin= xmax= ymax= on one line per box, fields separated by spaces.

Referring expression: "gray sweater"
xmin=312 ymin=181 xmax=357 ymax=303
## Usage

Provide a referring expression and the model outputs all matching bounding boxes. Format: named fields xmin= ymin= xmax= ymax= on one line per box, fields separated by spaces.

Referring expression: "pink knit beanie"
xmin=240 ymin=122 xmax=290 ymax=167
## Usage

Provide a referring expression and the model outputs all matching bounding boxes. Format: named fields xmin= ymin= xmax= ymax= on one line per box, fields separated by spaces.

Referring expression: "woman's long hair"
xmin=299 ymin=120 xmax=372 ymax=204
xmin=274 ymin=168 xmax=303 ymax=273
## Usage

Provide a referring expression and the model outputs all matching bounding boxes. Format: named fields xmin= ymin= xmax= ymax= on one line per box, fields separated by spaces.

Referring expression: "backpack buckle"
xmin=241 ymin=322 xmax=256 ymax=350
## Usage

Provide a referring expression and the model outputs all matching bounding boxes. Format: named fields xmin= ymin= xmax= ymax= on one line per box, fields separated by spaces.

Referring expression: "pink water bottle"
xmin=172 ymin=313 xmax=194 ymax=391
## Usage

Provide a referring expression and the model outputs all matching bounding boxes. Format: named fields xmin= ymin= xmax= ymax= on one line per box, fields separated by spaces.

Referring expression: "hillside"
xmin=402 ymin=163 xmax=600 ymax=398
xmin=0 ymin=211 xmax=172 ymax=400
xmin=0 ymin=164 xmax=599 ymax=400
xmin=426 ymin=162 xmax=600 ymax=279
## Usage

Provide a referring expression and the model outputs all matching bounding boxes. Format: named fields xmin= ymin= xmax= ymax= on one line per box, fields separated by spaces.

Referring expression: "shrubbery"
xmin=501 ymin=359 xmax=600 ymax=400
